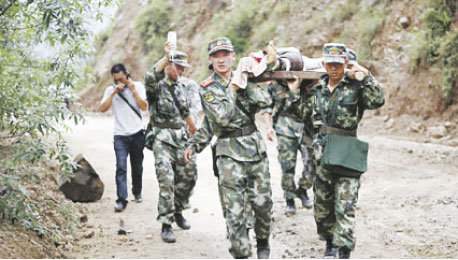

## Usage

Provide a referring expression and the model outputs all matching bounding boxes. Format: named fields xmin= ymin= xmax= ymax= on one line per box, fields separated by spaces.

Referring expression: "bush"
xmin=0 ymin=0 xmax=115 ymax=243
xmin=437 ymin=29 xmax=458 ymax=104
xmin=356 ymin=1 xmax=387 ymax=63
xmin=332 ymin=0 xmax=361 ymax=22
xmin=408 ymin=0 xmax=456 ymax=104
xmin=135 ymin=0 xmax=172 ymax=66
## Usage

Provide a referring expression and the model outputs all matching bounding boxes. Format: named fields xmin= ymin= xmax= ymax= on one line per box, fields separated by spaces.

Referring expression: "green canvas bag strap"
xmin=316 ymin=88 xmax=328 ymax=127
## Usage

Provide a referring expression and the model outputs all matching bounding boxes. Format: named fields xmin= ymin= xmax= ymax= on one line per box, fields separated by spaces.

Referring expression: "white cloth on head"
xmin=231 ymin=52 xmax=269 ymax=89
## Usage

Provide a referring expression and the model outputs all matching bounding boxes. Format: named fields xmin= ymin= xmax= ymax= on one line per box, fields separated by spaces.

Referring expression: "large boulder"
xmin=427 ymin=125 xmax=448 ymax=139
xmin=59 ymin=154 xmax=104 ymax=202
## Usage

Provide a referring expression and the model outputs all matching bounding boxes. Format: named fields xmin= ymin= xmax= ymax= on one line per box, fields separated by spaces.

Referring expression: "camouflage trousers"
xmin=153 ymin=140 xmax=197 ymax=225
xmin=313 ymin=164 xmax=361 ymax=250
xmin=217 ymin=156 xmax=272 ymax=258
xmin=218 ymin=182 xmax=254 ymax=228
xmin=277 ymin=134 xmax=313 ymax=200
xmin=299 ymin=134 xmax=316 ymax=190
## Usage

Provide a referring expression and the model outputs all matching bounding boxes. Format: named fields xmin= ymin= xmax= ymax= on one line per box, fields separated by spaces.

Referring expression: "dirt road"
xmin=65 ymin=113 xmax=457 ymax=258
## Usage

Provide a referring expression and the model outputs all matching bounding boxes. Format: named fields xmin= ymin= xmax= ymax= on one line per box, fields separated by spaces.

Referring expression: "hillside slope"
xmin=80 ymin=0 xmax=457 ymax=143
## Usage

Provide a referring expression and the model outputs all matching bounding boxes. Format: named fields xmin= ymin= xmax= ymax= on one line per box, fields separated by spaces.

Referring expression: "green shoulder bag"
xmin=317 ymin=88 xmax=368 ymax=177
xmin=321 ymin=134 xmax=368 ymax=177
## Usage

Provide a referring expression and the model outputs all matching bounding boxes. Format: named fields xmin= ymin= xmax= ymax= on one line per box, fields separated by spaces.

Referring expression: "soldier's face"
xmin=165 ymin=63 xmax=185 ymax=80
xmin=323 ymin=61 xmax=347 ymax=82
xmin=209 ymin=50 xmax=235 ymax=74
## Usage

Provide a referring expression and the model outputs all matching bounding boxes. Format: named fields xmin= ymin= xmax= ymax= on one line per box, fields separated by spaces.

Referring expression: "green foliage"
xmin=406 ymin=30 xmax=429 ymax=72
xmin=422 ymin=0 xmax=454 ymax=37
xmin=407 ymin=0 xmax=456 ymax=103
xmin=358 ymin=6 xmax=386 ymax=62
xmin=94 ymin=26 xmax=114 ymax=52
xmin=437 ymin=29 xmax=457 ymax=104
xmin=332 ymin=0 xmax=361 ymax=22
xmin=333 ymin=0 xmax=387 ymax=63
xmin=200 ymin=1 xmax=266 ymax=55
xmin=0 ymin=0 xmax=116 ymax=242
xmin=135 ymin=0 xmax=172 ymax=66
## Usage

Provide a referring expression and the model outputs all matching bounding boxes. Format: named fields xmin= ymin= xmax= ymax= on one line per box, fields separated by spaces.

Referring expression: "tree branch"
xmin=0 ymin=0 xmax=17 ymax=17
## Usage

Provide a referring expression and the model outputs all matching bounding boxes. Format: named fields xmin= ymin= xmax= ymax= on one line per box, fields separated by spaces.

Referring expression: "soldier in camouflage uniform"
xmin=180 ymin=76 xmax=204 ymax=128
xmin=184 ymin=37 xmax=273 ymax=259
xmin=144 ymin=42 xmax=198 ymax=243
xmin=298 ymin=89 xmax=316 ymax=207
xmin=285 ymin=43 xmax=385 ymax=259
xmin=267 ymin=80 xmax=314 ymax=214
xmin=346 ymin=49 xmax=358 ymax=70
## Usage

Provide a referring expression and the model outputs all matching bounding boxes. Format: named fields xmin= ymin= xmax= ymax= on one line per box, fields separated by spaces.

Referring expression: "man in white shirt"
xmin=100 ymin=63 xmax=147 ymax=212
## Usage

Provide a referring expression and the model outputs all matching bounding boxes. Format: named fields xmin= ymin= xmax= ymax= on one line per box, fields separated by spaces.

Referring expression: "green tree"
xmin=0 ymin=0 xmax=116 ymax=242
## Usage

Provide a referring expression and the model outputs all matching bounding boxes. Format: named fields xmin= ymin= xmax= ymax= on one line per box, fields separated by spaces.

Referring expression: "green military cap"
xmin=169 ymin=50 xmax=191 ymax=67
xmin=347 ymin=48 xmax=358 ymax=66
xmin=322 ymin=43 xmax=347 ymax=64
xmin=207 ymin=37 xmax=233 ymax=55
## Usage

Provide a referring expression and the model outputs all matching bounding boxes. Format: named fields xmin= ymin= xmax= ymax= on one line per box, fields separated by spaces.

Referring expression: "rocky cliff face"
xmin=81 ymin=0 xmax=457 ymax=124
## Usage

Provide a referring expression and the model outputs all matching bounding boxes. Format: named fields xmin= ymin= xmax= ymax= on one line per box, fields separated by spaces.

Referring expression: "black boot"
xmin=256 ymin=238 xmax=270 ymax=259
xmin=161 ymin=224 xmax=176 ymax=243
xmin=284 ymin=199 xmax=296 ymax=214
xmin=174 ymin=213 xmax=191 ymax=230
xmin=338 ymin=247 xmax=351 ymax=259
xmin=296 ymin=187 xmax=313 ymax=209
xmin=324 ymin=240 xmax=337 ymax=259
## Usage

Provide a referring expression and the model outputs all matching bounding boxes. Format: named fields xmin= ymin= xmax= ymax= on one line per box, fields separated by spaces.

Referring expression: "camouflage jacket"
xmin=144 ymin=63 xmax=191 ymax=148
xmin=178 ymin=77 xmax=203 ymax=120
xmin=267 ymin=82 xmax=304 ymax=139
xmin=188 ymin=72 xmax=272 ymax=162
xmin=287 ymin=73 xmax=385 ymax=160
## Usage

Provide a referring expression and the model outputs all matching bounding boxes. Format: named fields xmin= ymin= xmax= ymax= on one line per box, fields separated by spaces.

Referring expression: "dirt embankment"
xmin=80 ymin=0 xmax=457 ymax=146
xmin=0 ymin=160 xmax=88 ymax=258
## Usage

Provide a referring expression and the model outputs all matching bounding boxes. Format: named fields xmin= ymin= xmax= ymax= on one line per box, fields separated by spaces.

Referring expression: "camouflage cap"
xmin=347 ymin=48 xmax=358 ymax=65
xmin=322 ymin=43 xmax=347 ymax=64
xmin=207 ymin=37 xmax=233 ymax=56
xmin=169 ymin=50 xmax=191 ymax=68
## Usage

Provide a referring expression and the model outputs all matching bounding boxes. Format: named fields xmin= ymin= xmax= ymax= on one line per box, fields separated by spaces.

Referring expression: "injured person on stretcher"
xmin=230 ymin=41 xmax=324 ymax=89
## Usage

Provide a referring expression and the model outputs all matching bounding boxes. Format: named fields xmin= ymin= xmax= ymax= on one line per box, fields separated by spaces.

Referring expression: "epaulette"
xmin=200 ymin=78 xmax=214 ymax=88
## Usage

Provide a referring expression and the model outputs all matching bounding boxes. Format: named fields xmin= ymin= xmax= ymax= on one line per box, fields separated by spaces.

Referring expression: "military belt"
xmin=154 ymin=122 xmax=183 ymax=130
xmin=320 ymin=126 xmax=357 ymax=137
xmin=219 ymin=124 xmax=257 ymax=139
